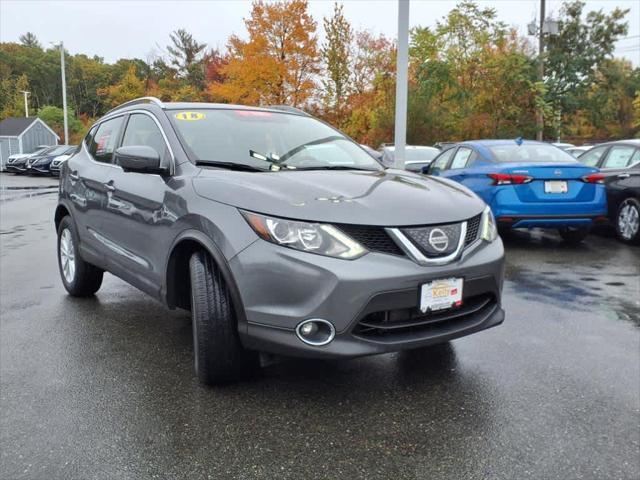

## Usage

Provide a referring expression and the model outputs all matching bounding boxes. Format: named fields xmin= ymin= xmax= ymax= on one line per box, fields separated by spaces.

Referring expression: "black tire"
xmin=57 ymin=216 xmax=103 ymax=296
xmin=189 ymin=250 xmax=257 ymax=385
xmin=615 ymin=197 xmax=640 ymax=245
xmin=558 ymin=226 xmax=590 ymax=245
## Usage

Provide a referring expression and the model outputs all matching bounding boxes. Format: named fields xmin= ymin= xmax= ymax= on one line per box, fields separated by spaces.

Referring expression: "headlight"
xmin=241 ymin=211 xmax=367 ymax=259
xmin=480 ymin=206 xmax=498 ymax=242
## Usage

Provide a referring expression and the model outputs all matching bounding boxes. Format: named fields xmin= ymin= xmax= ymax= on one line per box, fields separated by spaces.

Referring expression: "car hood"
xmin=193 ymin=169 xmax=485 ymax=226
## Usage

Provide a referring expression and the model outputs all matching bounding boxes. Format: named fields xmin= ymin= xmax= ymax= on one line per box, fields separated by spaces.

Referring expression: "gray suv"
xmin=55 ymin=97 xmax=505 ymax=385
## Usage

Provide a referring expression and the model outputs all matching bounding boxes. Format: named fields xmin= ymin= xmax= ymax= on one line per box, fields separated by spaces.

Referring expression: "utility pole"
xmin=59 ymin=42 xmax=69 ymax=145
xmin=393 ymin=0 xmax=410 ymax=169
xmin=20 ymin=90 xmax=30 ymax=117
xmin=536 ymin=0 xmax=546 ymax=141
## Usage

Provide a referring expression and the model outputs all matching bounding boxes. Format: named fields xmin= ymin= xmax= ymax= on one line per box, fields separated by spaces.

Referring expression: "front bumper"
xmin=5 ymin=164 xmax=27 ymax=173
xmin=232 ymin=237 xmax=505 ymax=359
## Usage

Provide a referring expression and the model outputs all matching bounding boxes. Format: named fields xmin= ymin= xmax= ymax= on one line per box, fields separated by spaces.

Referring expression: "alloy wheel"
xmin=618 ymin=201 xmax=639 ymax=240
xmin=60 ymin=228 xmax=76 ymax=283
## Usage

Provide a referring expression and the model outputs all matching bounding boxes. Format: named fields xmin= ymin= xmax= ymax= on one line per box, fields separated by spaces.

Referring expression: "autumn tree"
xmin=97 ymin=65 xmax=145 ymax=108
xmin=211 ymin=0 xmax=319 ymax=107
xmin=321 ymin=2 xmax=352 ymax=124
xmin=19 ymin=32 xmax=41 ymax=49
xmin=341 ymin=31 xmax=396 ymax=145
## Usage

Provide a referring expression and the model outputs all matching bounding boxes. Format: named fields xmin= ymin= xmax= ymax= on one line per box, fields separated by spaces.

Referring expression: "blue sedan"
xmin=426 ymin=140 xmax=608 ymax=243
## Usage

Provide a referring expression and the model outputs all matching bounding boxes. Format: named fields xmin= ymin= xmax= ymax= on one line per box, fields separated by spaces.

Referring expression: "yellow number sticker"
xmin=174 ymin=112 xmax=206 ymax=121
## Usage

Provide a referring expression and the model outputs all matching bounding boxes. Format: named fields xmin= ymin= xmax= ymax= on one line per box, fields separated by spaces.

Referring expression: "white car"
xmin=565 ymin=146 xmax=593 ymax=158
xmin=49 ymin=148 xmax=78 ymax=176
xmin=5 ymin=145 xmax=51 ymax=168
xmin=379 ymin=145 xmax=441 ymax=169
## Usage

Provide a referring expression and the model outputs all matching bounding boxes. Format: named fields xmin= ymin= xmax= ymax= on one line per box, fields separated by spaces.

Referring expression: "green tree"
xmin=545 ymin=1 xmax=629 ymax=126
xmin=321 ymin=2 xmax=353 ymax=124
xmin=0 ymin=74 xmax=30 ymax=119
xmin=38 ymin=105 xmax=83 ymax=139
xmin=167 ymin=29 xmax=206 ymax=89
xmin=19 ymin=32 xmax=41 ymax=49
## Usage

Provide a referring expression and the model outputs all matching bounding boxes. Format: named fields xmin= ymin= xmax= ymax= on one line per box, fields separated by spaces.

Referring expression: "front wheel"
xmin=615 ymin=198 xmax=640 ymax=244
xmin=189 ymin=251 xmax=257 ymax=385
xmin=57 ymin=216 xmax=104 ymax=296
xmin=558 ymin=226 xmax=590 ymax=245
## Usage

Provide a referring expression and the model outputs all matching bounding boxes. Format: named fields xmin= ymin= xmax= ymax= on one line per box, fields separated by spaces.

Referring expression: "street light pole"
xmin=393 ymin=0 xmax=410 ymax=169
xmin=59 ymin=41 xmax=69 ymax=145
xmin=536 ymin=0 xmax=546 ymax=141
xmin=20 ymin=90 xmax=30 ymax=117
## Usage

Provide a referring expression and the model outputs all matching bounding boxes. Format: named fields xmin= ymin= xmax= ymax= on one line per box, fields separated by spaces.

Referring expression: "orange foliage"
xmin=210 ymin=0 xmax=319 ymax=107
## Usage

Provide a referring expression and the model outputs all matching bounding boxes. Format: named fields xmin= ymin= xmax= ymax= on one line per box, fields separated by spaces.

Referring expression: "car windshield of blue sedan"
xmin=170 ymin=109 xmax=382 ymax=171
xmin=489 ymin=144 xmax=575 ymax=163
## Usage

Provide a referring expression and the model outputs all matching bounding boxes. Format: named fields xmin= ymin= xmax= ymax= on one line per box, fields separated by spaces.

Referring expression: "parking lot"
xmin=1 ymin=174 xmax=639 ymax=479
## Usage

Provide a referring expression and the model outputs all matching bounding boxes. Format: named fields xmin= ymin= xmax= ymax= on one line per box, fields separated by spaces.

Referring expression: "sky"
xmin=1 ymin=0 xmax=639 ymax=65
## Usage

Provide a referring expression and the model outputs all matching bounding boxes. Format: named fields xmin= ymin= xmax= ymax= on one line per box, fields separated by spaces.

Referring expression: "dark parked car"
xmin=55 ymin=97 xmax=505 ymax=385
xmin=606 ymin=170 xmax=640 ymax=244
xmin=25 ymin=145 xmax=77 ymax=175
xmin=577 ymin=140 xmax=640 ymax=243
xmin=5 ymin=145 xmax=57 ymax=173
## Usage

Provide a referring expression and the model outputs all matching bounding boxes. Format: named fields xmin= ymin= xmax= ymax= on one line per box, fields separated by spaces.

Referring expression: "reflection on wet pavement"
xmin=1 ymin=192 xmax=639 ymax=480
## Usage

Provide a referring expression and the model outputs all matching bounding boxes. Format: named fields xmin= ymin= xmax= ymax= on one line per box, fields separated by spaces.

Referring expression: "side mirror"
xmin=114 ymin=146 xmax=166 ymax=174
xmin=421 ymin=165 xmax=431 ymax=174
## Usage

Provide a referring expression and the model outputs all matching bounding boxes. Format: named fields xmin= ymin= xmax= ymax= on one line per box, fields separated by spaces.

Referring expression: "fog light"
xmin=295 ymin=319 xmax=335 ymax=346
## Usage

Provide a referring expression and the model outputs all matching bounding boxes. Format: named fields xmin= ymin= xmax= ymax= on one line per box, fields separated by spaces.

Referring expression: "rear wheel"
xmin=189 ymin=250 xmax=257 ymax=385
xmin=558 ymin=226 xmax=590 ymax=245
xmin=615 ymin=198 xmax=640 ymax=244
xmin=57 ymin=216 xmax=103 ymax=296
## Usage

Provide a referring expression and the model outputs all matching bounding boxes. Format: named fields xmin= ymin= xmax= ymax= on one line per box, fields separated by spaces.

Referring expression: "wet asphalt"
xmin=0 ymin=175 xmax=639 ymax=480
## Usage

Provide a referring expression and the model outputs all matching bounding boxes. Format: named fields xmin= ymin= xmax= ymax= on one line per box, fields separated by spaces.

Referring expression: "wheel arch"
xmin=54 ymin=202 xmax=71 ymax=231
xmin=164 ymin=230 xmax=248 ymax=333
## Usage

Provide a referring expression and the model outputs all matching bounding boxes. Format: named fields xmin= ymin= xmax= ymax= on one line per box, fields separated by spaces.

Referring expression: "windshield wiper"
xmin=196 ymin=161 xmax=265 ymax=172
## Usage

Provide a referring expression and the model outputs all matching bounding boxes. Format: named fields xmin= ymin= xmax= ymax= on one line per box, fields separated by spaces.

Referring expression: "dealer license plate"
xmin=544 ymin=180 xmax=568 ymax=193
xmin=420 ymin=278 xmax=463 ymax=313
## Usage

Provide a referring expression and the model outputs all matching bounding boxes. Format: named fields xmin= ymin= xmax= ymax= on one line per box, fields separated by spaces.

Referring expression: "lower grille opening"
xmin=352 ymin=293 xmax=496 ymax=341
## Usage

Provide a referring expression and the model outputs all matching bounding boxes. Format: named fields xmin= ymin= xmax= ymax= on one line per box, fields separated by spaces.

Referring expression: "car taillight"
xmin=487 ymin=173 xmax=533 ymax=185
xmin=581 ymin=173 xmax=605 ymax=184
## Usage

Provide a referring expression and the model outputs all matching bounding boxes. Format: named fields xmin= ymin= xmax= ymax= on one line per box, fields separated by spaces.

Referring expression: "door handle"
xmin=617 ymin=173 xmax=630 ymax=179
xmin=69 ymin=171 xmax=79 ymax=181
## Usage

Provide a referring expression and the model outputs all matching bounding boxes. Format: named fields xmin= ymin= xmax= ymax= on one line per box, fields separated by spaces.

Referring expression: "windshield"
xmin=488 ymin=144 xmax=576 ymax=163
xmin=44 ymin=146 xmax=72 ymax=156
xmin=169 ymin=109 xmax=382 ymax=171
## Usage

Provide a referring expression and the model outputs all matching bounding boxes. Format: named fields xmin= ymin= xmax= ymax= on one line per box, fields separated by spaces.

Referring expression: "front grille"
xmin=352 ymin=293 xmax=496 ymax=341
xmin=402 ymin=223 xmax=462 ymax=257
xmin=464 ymin=214 xmax=481 ymax=246
xmin=336 ymin=225 xmax=404 ymax=256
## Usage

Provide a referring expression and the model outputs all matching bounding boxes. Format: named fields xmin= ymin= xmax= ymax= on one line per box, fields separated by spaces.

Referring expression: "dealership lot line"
xmin=1 ymin=182 xmax=639 ymax=480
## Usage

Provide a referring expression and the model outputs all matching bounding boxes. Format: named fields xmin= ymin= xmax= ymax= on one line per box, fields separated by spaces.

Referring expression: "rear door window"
xmin=430 ymin=148 xmax=455 ymax=173
xmin=602 ymin=146 xmax=637 ymax=169
xmin=89 ymin=116 xmax=125 ymax=163
xmin=449 ymin=147 xmax=474 ymax=169
xmin=579 ymin=146 xmax=607 ymax=167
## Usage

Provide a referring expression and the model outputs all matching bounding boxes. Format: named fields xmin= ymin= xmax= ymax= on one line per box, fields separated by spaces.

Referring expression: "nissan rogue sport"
xmin=55 ymin=97 xmax=505 ymax=385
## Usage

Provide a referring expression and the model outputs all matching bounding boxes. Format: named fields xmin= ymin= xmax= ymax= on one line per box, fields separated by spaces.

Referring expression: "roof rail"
xmin=106 ymin=97 xmax=165 ymax=115
xmin=265 ymin=105 xmax=310 ymax=116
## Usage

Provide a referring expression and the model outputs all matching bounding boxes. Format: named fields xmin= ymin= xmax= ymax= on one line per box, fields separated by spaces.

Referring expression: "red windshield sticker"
xmin=234 ymin=110 xmax=273 ymax=117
